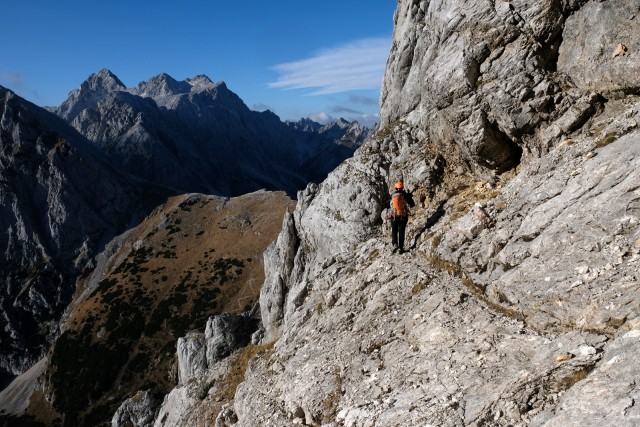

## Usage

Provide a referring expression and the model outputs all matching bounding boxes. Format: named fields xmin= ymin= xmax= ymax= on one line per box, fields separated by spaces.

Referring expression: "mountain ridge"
xmin=54 ymin=69 xmax=370 ymax=197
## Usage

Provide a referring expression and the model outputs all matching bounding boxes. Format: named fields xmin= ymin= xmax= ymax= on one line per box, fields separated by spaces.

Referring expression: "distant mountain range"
xmin=0 ymin=71 xmax=369 ymax=385
xmin=0 ymin=86 xmax=171 ymax=379
xmin=53 ymin=69 xmax=370 ymax=197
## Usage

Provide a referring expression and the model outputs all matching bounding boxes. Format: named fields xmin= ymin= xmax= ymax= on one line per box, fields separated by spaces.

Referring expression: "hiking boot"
xmin=391 ymin=246 xmax=399 ymax=254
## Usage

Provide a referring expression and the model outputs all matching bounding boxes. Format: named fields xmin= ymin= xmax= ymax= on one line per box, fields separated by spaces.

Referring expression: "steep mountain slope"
xmin=55 ymin=70 xmax=367 ymax=197
xmin=21 ymin=191 xmax=292 ymax=426
xmin=138 ymin=1 xmax=640 ymax=426
xmin=0 ymin=86 xmax=171 ymax=382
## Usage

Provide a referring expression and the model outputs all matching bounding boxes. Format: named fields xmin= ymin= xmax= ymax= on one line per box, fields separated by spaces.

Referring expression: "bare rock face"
xmin=230 ymin=239 xmax=614 ymax=426
xmin=558 ymin=0 xmax=640 ymax=96
xmin=259 ymin=146 xmax=390 ymax=342
xmin=380 ymin=0 xmax=603 ymax=174
xmin=177 ymin=333 xmax=207 ymax=385
xmin=204 ymin=313 xmax=257 ymax=369
xmin=176 ymin=313 xmax=258 ymax=386
xmin=259 ymin=212 xmax=300 ymax=342
xmin=112 ymin=389 xmax=163 ymax=427
xmin=435 ymin=100 xmax=640 ymax=333
xmin=534 ymin=330 xmax=640 ymax=426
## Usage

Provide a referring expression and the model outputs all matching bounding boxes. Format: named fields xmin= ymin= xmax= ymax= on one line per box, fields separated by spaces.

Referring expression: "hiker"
xmin=389 ymin=180 xmax=414 ymax=253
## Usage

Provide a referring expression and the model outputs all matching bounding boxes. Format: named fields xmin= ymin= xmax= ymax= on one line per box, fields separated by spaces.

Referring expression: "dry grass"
xmin=374 ymin=119 xmax=404 ymax=139
xmin=556 ymin=365 xmax=596 ymax=391
xmin=41 ymin=191 xmax=294 ymax=425
xmin=23 ymin=391 xmax=62 ymax=426
xmin=596 ymin=132 xmax=618 ymax=148
xmin=217 ymin=342 xmax=276 ymax=402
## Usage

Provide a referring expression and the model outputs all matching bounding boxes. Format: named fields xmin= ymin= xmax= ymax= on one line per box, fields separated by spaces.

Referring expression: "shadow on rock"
xmin=411 ymin=200 xmax=447 ymax=249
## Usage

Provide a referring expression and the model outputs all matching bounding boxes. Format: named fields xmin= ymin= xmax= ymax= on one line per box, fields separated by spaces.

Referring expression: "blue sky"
xmin=0 ymin=1 xmax=396 ymax=127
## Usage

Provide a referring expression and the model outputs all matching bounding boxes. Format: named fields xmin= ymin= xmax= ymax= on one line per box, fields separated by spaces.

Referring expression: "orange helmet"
xmin=395 ymin=181 xmax=404 ymax=189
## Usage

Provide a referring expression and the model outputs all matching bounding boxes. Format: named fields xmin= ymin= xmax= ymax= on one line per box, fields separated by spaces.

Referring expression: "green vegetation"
xmin=48 ymin=329 xmax=132 ymax=425
xmin=375 ymin=119 xmax=404 ymax=139
xmin=211 ymin=257 xmax=245 ymax=285
xmin=412 ymin=283 xmax=427 ymax=294
xmin=596 ymin=131 xmax=618 ymax=148
xmin=217 ymin=342 xmax=275 ymax=402
xmin=113 ymin=246 xmax=153 ymax=275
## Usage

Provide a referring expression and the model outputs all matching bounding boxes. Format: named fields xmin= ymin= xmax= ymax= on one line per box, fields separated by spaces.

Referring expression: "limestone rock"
xmin=175 ymin=313 xmax=258 ymax=385
xmin=533 ymin=330 xmax=640 ymax=426
xmin=177 ymin=333 xmax=207 ymax=385
xmin=380 ymin=0 xmax=607 ymax=172
xmin=559 ymin=0 xmax=640 ymax=96
xmin=260 ymin=211 xmax=300 ymax=342
xmin=205 ymin=313 xmax=257 ymax=366
xmin=437 ymin=106 xmax=640 ymax=334
xmin=112 ymin=390 xmax=163 ymax=427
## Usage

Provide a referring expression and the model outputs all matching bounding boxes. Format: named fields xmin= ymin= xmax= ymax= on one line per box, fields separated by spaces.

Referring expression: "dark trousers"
xmin=391 ymin=216 xmax=408 ymax=249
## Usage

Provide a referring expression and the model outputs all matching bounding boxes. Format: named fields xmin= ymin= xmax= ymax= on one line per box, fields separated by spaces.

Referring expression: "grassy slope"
xmin=32 ymin=191 xmax=293 ymax=426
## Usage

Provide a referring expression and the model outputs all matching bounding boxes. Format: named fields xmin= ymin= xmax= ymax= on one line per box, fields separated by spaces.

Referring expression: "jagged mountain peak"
xmin=186 ymin=74 xmax=216 ymax=90
xmin=56 ymin=69 xmax=127 ymax=121
xmin=83 ymin=68 xmax=126 ymax=93
xmin=50 ymin=69 xmax=363 ymax=198
xmin=285 ymin=117 xmax=323 ymax=133
xmin=133 ymin=72 xmax=192 ymax=98
xmin=319 ymin=117 xmax=355 ymax=132
xmin=334 ymin=117 xmax=350 ymax=127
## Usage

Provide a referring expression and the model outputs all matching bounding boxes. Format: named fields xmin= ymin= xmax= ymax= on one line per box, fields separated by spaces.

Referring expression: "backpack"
xmin=392 ymin=192 xmax=408 ymax=217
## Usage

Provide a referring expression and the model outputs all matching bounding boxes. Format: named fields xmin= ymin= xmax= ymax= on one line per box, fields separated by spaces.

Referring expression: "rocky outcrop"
xmin=559 ymin=0 xmax=640 ymax=96
xmin=259 ymin=212 xmax=300 ymax=342
xmin=177 ymin=333 xmax=207 ymax=385
xmin=112 ymin=389 xmax=163 ymax=427
xmin=177 ymin=313 xmax=258 ymax=384
xmin=380 ymin=0 xmax=609 ymax=175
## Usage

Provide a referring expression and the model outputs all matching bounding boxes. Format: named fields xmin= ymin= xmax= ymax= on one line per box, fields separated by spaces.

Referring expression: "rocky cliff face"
xmin=0 ymin=86 xmax=170 ymax=381
xmin=55 ymin=70 xmax=367 ymax=197
xmin=142 ymin=1 xmax=640 ymax=426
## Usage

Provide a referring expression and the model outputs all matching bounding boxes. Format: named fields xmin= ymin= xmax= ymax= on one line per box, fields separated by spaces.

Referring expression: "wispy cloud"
xmin=332 ymin=105 xmax=363 ymax=115
xmin=348 ymin=94 xmax=378 ymax=106
xmin=309 ymin=110 xmax=380 ymax=128
xmin=309 ymin=112 xmax=333 ymax=124
xmin=0 ymin=71 xmax=24 ymax=89
xmin=268 ymin=37 xmax=391 ymax=95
